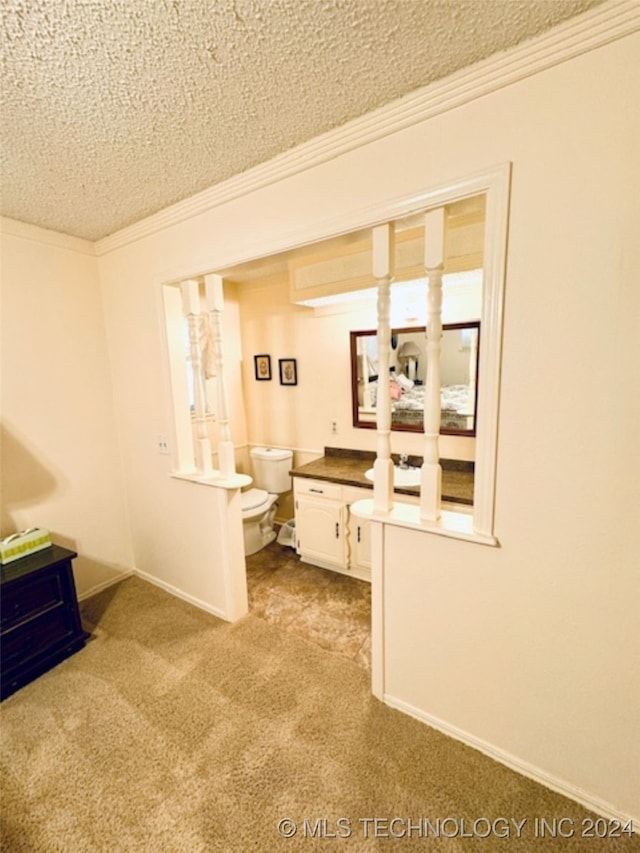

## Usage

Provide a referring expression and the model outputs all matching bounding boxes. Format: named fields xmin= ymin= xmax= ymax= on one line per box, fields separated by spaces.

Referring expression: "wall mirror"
xmin=350 ymin=322 xmax=480 ymax=435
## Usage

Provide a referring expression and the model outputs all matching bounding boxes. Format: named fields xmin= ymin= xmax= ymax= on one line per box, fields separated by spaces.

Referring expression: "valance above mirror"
xmin=350 ymin=322 xmax=480 ymax=435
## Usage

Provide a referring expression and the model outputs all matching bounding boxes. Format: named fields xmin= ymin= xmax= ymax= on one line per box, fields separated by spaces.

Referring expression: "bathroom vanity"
xmin=290 ymin=448 xmax=474 ymax=582
xmin=293 ymin=477 xmax=378 ymax=580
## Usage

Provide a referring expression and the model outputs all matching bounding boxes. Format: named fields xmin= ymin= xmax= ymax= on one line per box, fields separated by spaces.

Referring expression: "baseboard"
xmin=76 ymin=570 xmax=134 ymax=600
xmin=133 ymin=567 xmax=227 ymax=621
xmin=384 ymin=693 xmax=638 ymax=830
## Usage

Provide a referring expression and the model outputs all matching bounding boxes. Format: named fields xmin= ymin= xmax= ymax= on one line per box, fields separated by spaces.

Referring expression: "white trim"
xmin=78 ymin=567 xmax=230 ymax=624
xmin=154 ymin=163 xmax=510 ymax=310
xmin=170 ymin=471 xmax=252 ymax=490
xmin=134 ymin=565 xmax=227 ymax=621
xmin=384 ymin=693 xmax=639 ymax=830
xmin=77 ymin=564 xmax=230 ymax=623
xmin=351 ymin=499 xmax=497 ymax=548
xmin=76 ymin=569 xmax=134 ymax=601
xmin=473 ymin=163 xmax=511 ymax=538
xmin=94 ymin=1 xmax=639 ymax=255
xmin=1 ymin=216 xmax=96 ymax=256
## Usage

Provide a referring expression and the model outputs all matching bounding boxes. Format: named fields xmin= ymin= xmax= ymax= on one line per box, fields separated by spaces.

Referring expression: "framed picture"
xmin=254 ymin=354 xmax=272 ymax=381
xmin=279 ymin=358 xmax=298 ymax=386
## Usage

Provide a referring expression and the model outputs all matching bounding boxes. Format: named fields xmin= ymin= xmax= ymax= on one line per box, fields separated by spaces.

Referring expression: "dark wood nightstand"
xmin=1 ymin=544 xmax=87 ymax=700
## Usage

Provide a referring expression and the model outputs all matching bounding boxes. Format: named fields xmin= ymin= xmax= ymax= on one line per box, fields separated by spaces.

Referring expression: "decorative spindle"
xmin=421 ymin=209 xmax=445 ymax=521
xmin=372 ymin=223 xmax=395 ymax=513
xmin=205 ymin=273 xmax=236 ymax=475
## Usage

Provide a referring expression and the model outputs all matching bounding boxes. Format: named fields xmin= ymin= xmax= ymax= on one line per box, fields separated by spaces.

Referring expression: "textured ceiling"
xmin=1 ymin=0 xmax=602 ymax=242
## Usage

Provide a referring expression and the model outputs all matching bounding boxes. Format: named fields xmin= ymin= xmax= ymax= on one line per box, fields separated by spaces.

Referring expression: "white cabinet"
xmin=294 ymin=478 xmax=372 ymax=581
xmin=295 ymin=495 xmax=345 ymax=568
xmin=348 ymin=515 xmax=371 ymax=575
xmin=343 ymin=485 xmax=372 ymax=577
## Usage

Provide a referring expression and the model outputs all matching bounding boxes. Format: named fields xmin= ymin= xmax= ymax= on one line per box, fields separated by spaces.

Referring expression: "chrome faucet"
xmin=398 ymin=453 xmax=410 ymax=469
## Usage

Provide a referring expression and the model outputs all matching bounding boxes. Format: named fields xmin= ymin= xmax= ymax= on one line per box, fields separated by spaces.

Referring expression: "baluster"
xmin=204 ymin=273 xmax=236 ymax=475
xmin=372 ymin=223 xmax=394 ymax=513
xmin=420 ymin=208 xmax=445 ymax=520
xmin=180 ymin=279 xmax=213 ymax=475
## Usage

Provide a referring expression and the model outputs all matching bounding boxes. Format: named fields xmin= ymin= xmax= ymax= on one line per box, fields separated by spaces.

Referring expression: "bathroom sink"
xmin=364 ymin=466 xmax=421 ymax=487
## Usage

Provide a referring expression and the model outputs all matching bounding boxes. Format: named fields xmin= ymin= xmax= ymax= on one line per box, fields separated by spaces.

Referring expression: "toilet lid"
xmin=241 ymin=488 xmax=270 ymax=511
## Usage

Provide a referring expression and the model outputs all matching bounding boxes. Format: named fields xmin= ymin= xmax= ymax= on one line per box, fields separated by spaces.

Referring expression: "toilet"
xmin=242 ymin=447 xmax=293 ymax=556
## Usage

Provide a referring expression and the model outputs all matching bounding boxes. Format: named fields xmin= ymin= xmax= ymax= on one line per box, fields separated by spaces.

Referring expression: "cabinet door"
xmin=295 ymin=497 xmax=345 ymax=568
xmin=349 ymin=514 xmax=372 ymax=573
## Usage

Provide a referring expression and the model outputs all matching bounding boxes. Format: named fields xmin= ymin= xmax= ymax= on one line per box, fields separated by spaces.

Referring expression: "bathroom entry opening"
xmin=162 ymin=165 xmax=509 ymax=544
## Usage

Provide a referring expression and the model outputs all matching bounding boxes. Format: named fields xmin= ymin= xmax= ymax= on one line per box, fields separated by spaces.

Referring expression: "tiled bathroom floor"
xmin=245 ymin=539 xmax=371 ymax=669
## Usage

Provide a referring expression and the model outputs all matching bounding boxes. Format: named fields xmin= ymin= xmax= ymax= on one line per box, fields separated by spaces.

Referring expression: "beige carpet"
xmin=0 ymin=577 xmax=635 ymax=852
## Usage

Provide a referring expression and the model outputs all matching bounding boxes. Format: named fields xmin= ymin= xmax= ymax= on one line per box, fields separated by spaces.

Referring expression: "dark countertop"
xmin=290 ymin=447 xmax=474 ymax=505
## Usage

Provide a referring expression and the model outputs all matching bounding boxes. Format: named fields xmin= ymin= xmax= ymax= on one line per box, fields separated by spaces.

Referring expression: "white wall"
xmin=93 ymin=29 xmax=639 ymax=819
xmin=96 ymin=246 xmax=251 ymax=615
xmin=0 ymin=220 xmax=132 ymax=596
xmin=379 ymin=39 xmax=640 ymax=820
xmin=238 ymin=274 xmax=376 ymax=457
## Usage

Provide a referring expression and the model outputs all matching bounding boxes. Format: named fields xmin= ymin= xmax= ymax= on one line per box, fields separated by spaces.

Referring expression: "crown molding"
xmin=1 ymin=216 xmax=96 ymax=256
xmin=95 ymin=0 xmax=640 ymax=257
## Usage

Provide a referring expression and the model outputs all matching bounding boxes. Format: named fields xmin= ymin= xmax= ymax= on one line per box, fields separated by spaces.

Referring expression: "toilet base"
xmin=242 ymin=499 xmax=278 ymax=556
xmin=243 ymin=525 xmax=277 ymax=557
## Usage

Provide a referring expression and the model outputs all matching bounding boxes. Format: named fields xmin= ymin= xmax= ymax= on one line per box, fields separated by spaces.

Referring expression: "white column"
xmin=180 ymin=279 xmax=213 ymax=475
xmin=372 ymin=223 xmax=395 ymax=513
xmin=421 ymin=208 xmax=445 ymax=521
xmin=204 ymin=273 xmax=236 ymax=476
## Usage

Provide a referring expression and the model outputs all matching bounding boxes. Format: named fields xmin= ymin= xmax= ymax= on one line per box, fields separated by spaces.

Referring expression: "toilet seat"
xmin=241 ymin=488 xmax=270 ymax=513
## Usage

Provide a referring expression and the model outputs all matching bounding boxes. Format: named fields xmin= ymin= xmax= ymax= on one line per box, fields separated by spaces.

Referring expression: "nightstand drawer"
xmin=1 ymin=568 xmax=65 ymax=630
xmin=1 ymin=604 xmax=77 ymax=672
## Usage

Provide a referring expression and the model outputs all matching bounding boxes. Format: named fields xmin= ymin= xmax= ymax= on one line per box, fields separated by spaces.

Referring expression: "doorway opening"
xmin=161 ymin=166 xmax=509 ymax=661
xmin=245 ymin=542 xmax=372 ymax=669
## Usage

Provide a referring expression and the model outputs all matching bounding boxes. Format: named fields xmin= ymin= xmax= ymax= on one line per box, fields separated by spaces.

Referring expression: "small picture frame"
xmin=279 ymin=358 xmax=298 ymax=386
xmin=254 ymin=354 xmax=272 ymax=381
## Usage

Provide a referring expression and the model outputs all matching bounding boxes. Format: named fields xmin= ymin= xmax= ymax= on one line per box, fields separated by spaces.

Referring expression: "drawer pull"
xmin=309 ymin=487 xmax=324 ymax=494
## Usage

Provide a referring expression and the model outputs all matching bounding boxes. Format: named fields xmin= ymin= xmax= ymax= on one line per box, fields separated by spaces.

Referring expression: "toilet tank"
xmin=250 ymin=447 xmax=293 ymax=494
